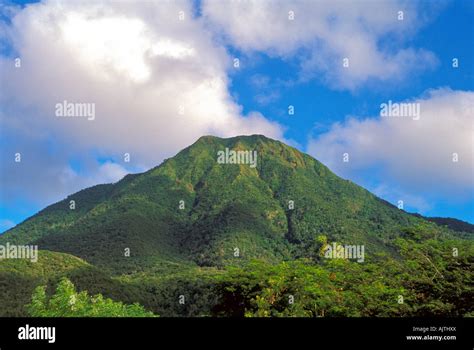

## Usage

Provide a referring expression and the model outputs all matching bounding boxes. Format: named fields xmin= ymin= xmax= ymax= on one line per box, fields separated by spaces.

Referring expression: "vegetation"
xmin=212 ymin=233 xmax=473 ymax=317
xmin=0 ymin=135 xmax=472 ymax=317
xmin=28 ymin=278 xmax=156 ymax=317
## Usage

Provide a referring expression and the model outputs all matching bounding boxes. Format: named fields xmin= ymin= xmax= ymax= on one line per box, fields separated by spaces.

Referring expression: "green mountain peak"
xmin=0 ymin=135 xmax=452 ymax=271
xmin=1 ymin=135 xmax=472 ymax=317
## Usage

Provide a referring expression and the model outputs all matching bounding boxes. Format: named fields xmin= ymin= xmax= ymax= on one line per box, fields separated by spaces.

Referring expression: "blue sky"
xmin=231 ymin=1 xmax=474 ymax=139
xmin=0 ymin=0 xmax=473 ymax=233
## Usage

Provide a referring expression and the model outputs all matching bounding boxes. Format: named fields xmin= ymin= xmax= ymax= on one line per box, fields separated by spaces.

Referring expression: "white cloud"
xmin=307 ymin=88 xmax=474 ymax=203
xmin=0 ymin=128 xmax=132 ymax=207
xmin=57 ymin=162 xmax=129 ymax=191
xmin=202 ymin=0 xmax=440 ymax=89
xmin=94 ymin=162 xmax=129 ymax=184
xmin=0 ymin=0 xmax=286 ymax=206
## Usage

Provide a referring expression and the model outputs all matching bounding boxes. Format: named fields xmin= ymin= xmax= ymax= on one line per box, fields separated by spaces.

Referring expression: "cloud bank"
xmin=307 ymin=89 xmax=474 ymax=209
xmin=0 ymin=0 xmax=285 ymax=207
xmin=202 ymin=0 xmax=440 ymax=89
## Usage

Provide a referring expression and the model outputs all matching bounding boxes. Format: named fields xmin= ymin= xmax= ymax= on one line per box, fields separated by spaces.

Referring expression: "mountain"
xmin=1 ymin=135 xmax=427 ymax=269
xmin=1 ymin=135 xmax=472 ymax=317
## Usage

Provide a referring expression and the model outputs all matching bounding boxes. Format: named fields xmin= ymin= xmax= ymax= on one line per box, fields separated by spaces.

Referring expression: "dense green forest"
xmin=0 ymin=135 xmax=472 ymax=317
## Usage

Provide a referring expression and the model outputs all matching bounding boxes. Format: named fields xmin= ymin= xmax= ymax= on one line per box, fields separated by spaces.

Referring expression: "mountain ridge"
xmin=1 ymin=134 xmax=473 ymax=317
xmin=3 ymin=134 xmax=471 ymax=238
xmin=1 ymin=134 xmax=462 ymax=273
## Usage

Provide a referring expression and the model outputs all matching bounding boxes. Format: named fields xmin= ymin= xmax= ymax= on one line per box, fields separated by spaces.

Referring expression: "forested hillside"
xmin=1 ymin=135 xmax=472 ymax=317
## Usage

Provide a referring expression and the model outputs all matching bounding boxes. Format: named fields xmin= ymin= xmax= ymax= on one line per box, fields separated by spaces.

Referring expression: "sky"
xmin=0 ymin=0 xmax=473 ymax=233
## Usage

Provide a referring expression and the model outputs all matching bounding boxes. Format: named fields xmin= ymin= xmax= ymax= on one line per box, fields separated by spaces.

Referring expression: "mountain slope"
xmin=0 ymin=250 xmax=90 ymax=316
xmin=0 ymin=135 xmax=455 ymax=272
xmin=415 ymin=214 xmax=474 ymax=234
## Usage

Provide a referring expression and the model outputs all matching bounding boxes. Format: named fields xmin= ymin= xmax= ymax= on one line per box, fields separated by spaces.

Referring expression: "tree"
xmin=27 ymin=278 xmax=156 ymax=317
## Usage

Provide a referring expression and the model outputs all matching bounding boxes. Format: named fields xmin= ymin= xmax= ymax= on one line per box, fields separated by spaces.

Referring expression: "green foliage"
xmin=211 ymin=232 xmax=473 ymax=317
xmin=0 ymin=251 xmax=91 ymax=316
xmin=27 ymin=278 xmax=156 ymax=317
xmin=0 ymin=135 xmax=472 ymax=317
